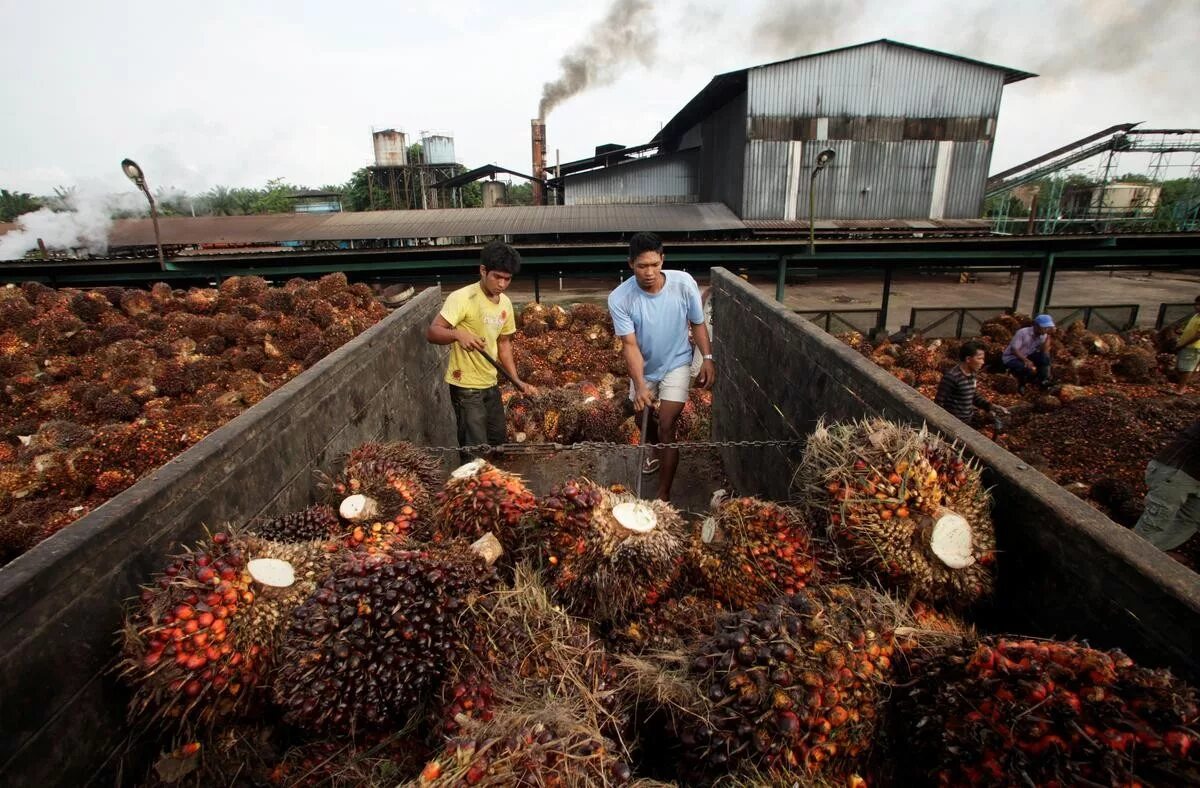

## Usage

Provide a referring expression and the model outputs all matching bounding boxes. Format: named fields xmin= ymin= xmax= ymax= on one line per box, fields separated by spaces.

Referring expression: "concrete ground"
xmin=499 ymin=268 xmax=1200 ymax=333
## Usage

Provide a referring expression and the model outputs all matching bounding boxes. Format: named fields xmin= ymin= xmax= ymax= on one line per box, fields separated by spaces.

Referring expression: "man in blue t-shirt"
xmin=608 ymin=232 xmax=715 ymax=502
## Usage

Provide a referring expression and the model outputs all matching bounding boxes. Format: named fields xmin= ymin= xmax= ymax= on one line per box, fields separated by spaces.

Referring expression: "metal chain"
xmin=422 ymin=438 xmax=808 ymax=455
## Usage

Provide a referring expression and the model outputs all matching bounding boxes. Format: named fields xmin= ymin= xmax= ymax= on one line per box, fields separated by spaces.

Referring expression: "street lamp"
xmin=121 ymin=158 xmax=166 ymax=270
xmin=808 ymin=148 xmax=836 ymax=256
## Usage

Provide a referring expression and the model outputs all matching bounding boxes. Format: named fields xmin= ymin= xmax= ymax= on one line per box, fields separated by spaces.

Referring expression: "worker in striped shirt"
xmin=935 ymin=341 xmax=1007 ymax=425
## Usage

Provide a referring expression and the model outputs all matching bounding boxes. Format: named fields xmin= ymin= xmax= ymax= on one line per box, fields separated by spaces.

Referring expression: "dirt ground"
xmin=499 ymin=268 xmax=1200 ymax=333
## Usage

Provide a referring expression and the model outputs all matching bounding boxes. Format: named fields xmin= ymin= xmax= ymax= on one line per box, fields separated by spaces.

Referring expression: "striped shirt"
xmin=935 ymin=365 xmax=989 ymax=423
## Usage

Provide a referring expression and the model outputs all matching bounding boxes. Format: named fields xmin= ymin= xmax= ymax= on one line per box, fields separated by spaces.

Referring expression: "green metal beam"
xmin=1033 ymin=253 xmax=1056 ymax=315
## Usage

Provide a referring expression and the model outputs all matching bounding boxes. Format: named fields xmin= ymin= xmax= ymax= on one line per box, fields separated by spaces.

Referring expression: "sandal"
xmin=641 ymin=457 xmax=661 ymax=474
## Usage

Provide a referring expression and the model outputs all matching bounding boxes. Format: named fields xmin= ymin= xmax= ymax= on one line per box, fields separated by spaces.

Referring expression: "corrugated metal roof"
xmin=656 ymin=39 xmax=1032 ymax=147
xmin=743 ymin=218 xmax=990 ymax=230
xmin=748 ymin=42 xmax=1007 ymax=120
xmin=564 ymin=151 xmax=698 ymax=205
xmin=99 ymin=203 xmax=745 ymax=247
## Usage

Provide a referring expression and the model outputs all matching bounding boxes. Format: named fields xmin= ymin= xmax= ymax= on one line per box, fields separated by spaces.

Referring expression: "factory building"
xmin=554 ymin=40 xmax=1034 ymax=221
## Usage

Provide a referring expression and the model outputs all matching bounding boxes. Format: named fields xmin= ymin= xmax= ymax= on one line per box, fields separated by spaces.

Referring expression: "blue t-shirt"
xmin=608 ymin=270 xmax=704 ymax=382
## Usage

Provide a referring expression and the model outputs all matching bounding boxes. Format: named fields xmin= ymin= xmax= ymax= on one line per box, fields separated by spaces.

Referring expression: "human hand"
xmin=994 ymin=405 xmax=1009 ymax=416
xmin=695 ymin=359 xmax=715 ymax=389
xmin=519 ymin=381 xmax=539 ymax=396
xmin=632 ymin=384 xmax=654 ymax=413
xmin=1024 ymin=360 xmax=1036 ymax=372
xmin=455 ymin=329 xmax=486 ymax=352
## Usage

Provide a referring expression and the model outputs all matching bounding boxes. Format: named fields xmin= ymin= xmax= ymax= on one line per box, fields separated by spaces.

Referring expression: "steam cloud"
xmin=538 ymin=0 xmax=657 ymax=119
xmin=750 ymin=0 xmax=867 ymax=58
xmin=0 ymin=187 xmax=145 ymax=261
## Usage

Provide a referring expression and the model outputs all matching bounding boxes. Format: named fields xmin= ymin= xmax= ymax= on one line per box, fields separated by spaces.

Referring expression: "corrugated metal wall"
xmin=698 ymin=91 xmax=747 ymax=213
xmin=945 ymin=140 xmax=992 ymax=218
xmin=747 ymin=42 xmax=1005 ymax=119
xmin=564 ymin=150 xmax=699 ymax=205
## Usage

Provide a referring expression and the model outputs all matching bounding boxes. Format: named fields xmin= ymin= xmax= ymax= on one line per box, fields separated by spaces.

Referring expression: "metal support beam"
xmin=1011 ymin=266 xmax=1025 ymax=313
xmin=1032 ymin=253 xmax=1056 ymax=315
xmin=532 ymin=270 xmax=540 ymax=303
xmin=877 ymin=265 xmax=894 ymax=336
xmin=775 ymin=255 xmax=787 ymax=302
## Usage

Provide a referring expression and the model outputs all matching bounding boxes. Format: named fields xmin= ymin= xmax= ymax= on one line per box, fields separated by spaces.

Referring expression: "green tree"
xmin=0 ymin=189 xmax=41 ymax=221
xmin=505 ymin=182 xmax=534 ymax=206
xmin=407 ymin=143 xmax=424 ymax=165
xmin=202 ymin=185 xmax=240 ymax=216
xmin=460 ymin=181 xmax=482 ymax=208
xmin=250 ymin=178 xmax=299 ymax=214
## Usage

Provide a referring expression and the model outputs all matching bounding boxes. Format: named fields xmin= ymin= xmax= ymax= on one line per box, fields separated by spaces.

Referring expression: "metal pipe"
xmin=1033 ymin=253 xmax=1056 ymax=314
xmin=1011 ymin=266 xmax=1025 ymax=313
xmin=775 ymin=255 xmax=787 ymax=302
xmin=877 ymin=265 xmax=894 ymax=336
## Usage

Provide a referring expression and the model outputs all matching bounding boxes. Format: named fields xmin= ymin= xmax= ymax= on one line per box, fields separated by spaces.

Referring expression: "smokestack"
xmin=531 ymin=119 xmax=547 ymax=207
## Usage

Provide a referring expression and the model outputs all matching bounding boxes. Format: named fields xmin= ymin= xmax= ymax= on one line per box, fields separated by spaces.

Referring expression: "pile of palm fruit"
xmin=506 ymin=301 xmax=712 ymax=446
xmin=0 ymin=275 xmax=388 ymax=565
xmin=115 ymin=428 xmax=1199 ymax=787
xmin=835 ymin=313 xmax=1200 ymax=566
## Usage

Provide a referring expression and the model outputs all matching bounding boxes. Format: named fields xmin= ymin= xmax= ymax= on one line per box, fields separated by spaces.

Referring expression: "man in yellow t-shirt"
xmin=1175 ymin=295 xmax=1200 ymax=395
xmin=427 ymin=241 xmax=537 ymax=462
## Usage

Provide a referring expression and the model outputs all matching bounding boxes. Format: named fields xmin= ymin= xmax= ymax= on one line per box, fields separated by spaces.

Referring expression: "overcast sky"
xmin=1 ymin=0 xmax=1196 ymax=198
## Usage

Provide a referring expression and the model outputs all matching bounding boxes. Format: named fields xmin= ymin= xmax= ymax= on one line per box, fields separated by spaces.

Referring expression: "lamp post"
xmin=808 ymin=148 xmax=836 ymax=257
xmin=121 ymin=158 xmax=166 ymax=270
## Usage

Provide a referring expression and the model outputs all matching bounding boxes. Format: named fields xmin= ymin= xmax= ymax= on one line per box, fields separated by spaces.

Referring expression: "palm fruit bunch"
xmin=542 ymin=483 xmax=688 ymax=625
xmin=547 ymin=304 xmax=571 ymax=330
xmin=577 ymin=397 xmax=626 ymax=442
xmin=251 ymin=503 xmax=342 ymax=543
xmin=896 ymin=338 xmax=943 ymax=374
xmin=799 ymin=418 xmax=995 ymax=607
xmin=525 ymin=477 xmax=605 ymax=567
xmin=517 ymin=302 xmax=550 ymax=336
xmin=119 ymin=530 xmax=336 ymax=726
xmin=675 ymin=585 xmax=899 ymax=785
xmin=431 ymin=459 xmax=537 ymax=547
xmin=275 ymin=542 xmax=499 ymax=730
xmin=569 ymin=301 xmax=607 ymax=326
xmin=444 ymin=564 xmax=626 ymax=739
xmin=893 ymin=636 xmax=1200 ymax=786
xmin=413 ymin=706 xmax=633 ymax=787
xmin=606 ymin=593 xmax=724 ymax=655
xmin=511 ymin=387 xmax=585 ymax=443
xmin=333 ymin=441 xmax=443 ymax=549
xmin=691 ymin=497 xmax=832 ymax=609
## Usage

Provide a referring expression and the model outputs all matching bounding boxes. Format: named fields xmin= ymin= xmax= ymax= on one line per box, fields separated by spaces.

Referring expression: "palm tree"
xmin=0 ymin=189 xmax=41 ymax=222
xmin=203 ymin=185 xmax=239 ymax=216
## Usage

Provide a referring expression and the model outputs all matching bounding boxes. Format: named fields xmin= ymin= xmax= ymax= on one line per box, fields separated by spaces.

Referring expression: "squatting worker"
xmin=1002 ymin=314 xmax=1055 ymax=392
xmin=934 ymin=340 xmax=1007 ymax=425
xmin=1172 ymin=295 xmax=1200 ymax=395
xmin=608 ymin=232 xmax=714 ymax=503
xmin=426 ymin=240 xmax=537 ymax=464
xmin=1133 ymin=419 xmax=1200 ymax=551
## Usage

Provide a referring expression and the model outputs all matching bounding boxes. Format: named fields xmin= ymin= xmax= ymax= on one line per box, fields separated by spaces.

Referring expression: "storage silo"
xmin=372 ymin=129 xmax=408 ymax=167
xmin=421 ymin=133 xmax=457 ymax=164
xmin=481 ymin=180 xmax=507 ymax=208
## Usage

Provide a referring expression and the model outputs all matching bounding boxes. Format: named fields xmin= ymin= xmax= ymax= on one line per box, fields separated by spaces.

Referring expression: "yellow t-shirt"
xmin=440 ymin=282 xmax=516 ymax=389
xmin=1181 ymin=314 xmax=1200 ymax=350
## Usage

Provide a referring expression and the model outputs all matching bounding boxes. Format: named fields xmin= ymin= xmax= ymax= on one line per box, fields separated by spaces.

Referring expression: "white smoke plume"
xmin=538 ymin=0 xmax=658 ymax=119
xmin=0 ymin=185 xmax=145 ymax=261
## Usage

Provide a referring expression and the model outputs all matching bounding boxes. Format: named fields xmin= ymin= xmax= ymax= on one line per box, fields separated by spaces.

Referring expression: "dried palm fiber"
xmin=251 ymin=503 xmax=343 ymax=543
xmin=275 ymin=540 xmax=500 ymax=730
xmin=264 ymin=730 xmax=431 ymax=788
xmin=430 ymin=460 xmax=537 ymax=551
xmin=119 ymin=529 xmax=337 ymax=727
xmin=435 ymin=564 xmax=625 ymax=743
xmin=799 ymin=418 xmax=995 ymax=607
xmin=533 ymin=478 xmax=687 ymax=624
xmin=892 ymin=635 xmax=1200 ymax=787
xmin=605 ymin=593 xmax=724 ymax=655
xmin=690 ymin=496 xmax=834 ymax=609
xmin=412 ymin=701 xmax=634 ymax=787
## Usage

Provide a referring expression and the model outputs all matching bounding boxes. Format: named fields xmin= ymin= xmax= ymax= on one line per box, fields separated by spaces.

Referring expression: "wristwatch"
xmin=702 ymin=354 xmax=713 ymax=360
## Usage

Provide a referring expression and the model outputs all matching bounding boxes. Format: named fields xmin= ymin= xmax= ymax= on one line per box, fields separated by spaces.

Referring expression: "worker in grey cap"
xmin=1002 ymin=314 xmax=1055 ymax=392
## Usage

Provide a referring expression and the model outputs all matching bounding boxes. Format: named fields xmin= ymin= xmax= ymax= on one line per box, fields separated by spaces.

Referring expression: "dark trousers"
xmin=449 ymin=384 xmax=506 ymax=464
xmin=1004 ymin=349 xmax=1052 ymax=389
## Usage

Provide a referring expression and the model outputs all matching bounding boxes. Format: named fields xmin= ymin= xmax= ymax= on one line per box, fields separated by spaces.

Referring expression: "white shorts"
xmin=629 ymin=364 xmax=692 ymax=404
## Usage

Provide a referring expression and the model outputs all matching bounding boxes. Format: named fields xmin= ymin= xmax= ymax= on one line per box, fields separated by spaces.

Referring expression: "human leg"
xmin=1003 ymin=357 xmax=1032 ymax=390
xmin=449 ymin=385 xmax=490 ymax=465
xmin=1176 ymin=348 xmax=1198 ymax=393
xmin=628 ymin=378 xmax=662 ymax=473
xmin=1029 ymin=350 xmax=1052 ymax=388
xmin=1133 ymin=461 xmax=1199 ymax=550
xmin=654 ymin=365 xmax=693 ymax=501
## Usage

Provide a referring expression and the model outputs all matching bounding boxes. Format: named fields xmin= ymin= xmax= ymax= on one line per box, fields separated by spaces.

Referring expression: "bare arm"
xmin=427 ymin=314 xmax=485 ymax=351
xmin=692 ymin=321 xmax=715 ymax=389
xmin=620 ymin=334 xmax=653 ymax=411
xmin=496 ymin=334 xmax=535 ymax=394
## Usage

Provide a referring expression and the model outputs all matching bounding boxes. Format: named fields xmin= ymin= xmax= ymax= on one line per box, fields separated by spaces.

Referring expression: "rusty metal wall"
xmin=372 ymin=130 xmax=408 ymax=167
xmin=564 ymin=150 xmax=699 ymax=205
xmin=698 ymin=91 xmax=747 ymax=213
xmin=747 ymin=41 xmax=1006 ymax=119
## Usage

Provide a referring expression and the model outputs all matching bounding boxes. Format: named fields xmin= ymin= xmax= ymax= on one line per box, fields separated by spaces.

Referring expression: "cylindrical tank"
xmin=421 ymin=134 xmax=456 ymax=164
xmin=372 ymin=129 xmax=408 ymax=167
xmin=481 ymin=180 xmax=507 ymax=208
